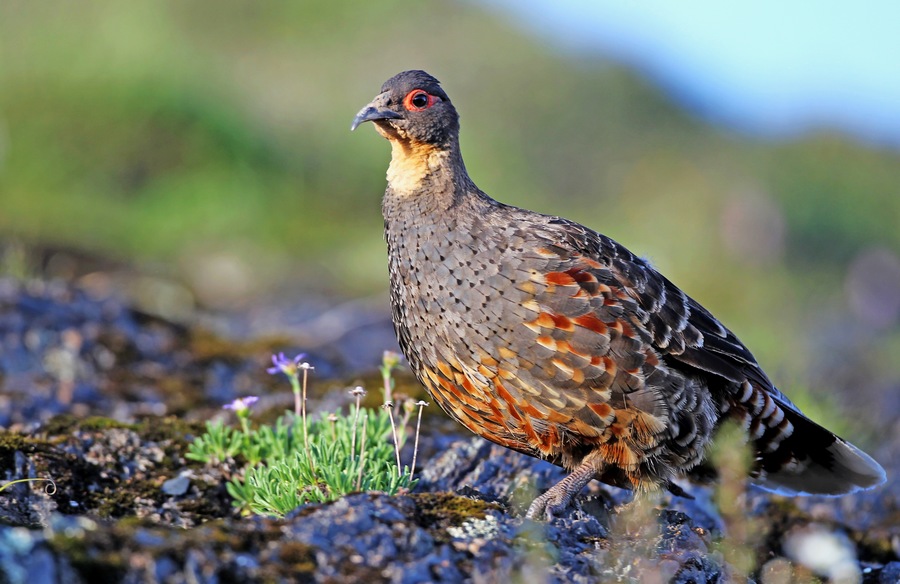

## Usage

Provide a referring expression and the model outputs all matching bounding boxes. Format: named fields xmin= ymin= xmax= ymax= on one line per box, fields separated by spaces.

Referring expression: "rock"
xmin=161 ymin=473 xmax=191 ymax=497
xmin=877 ymin=561 xmax=900 ymax=583
xmin=0 ymin=276 xmax=897 ymax=583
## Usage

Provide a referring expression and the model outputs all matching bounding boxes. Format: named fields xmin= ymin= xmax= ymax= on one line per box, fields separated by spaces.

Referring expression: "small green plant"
xmin=710 ymin=420 xmax=762 ymax=578
xmin=185 ymin=419 xmax=243 ymax=464
xmin=188 ymin=351 xmax=428 ymax=517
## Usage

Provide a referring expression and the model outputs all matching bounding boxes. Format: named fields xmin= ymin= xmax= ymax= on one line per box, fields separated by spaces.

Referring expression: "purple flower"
xmin=223 ymin=396 xmax=259 ymax=414
xmin=266 ymin=352 xmax=308 ymax=377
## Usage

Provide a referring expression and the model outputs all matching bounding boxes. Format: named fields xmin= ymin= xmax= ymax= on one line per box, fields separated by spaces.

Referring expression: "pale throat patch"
xmin=385 ymin=138 xmax=449 ymax=196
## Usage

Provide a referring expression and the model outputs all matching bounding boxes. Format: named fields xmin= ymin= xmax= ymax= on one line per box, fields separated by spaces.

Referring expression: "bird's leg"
xmin=525 ymin=459 xmax=599 ymax=521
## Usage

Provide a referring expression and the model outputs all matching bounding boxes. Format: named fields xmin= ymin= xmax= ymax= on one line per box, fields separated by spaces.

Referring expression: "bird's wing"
xmin=544 ymin=216 xmax=796 ymax=407
xmin=448 ymin=215 xmax=721 ymax=475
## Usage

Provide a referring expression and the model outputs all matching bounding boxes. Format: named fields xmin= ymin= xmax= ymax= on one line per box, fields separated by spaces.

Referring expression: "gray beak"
xmin=351 ymin=94 xmax=402 ymax=131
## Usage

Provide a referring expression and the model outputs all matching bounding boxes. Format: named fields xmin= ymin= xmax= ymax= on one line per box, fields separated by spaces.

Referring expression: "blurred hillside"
xmin=1 ymin=1 xmax=898 ymax=426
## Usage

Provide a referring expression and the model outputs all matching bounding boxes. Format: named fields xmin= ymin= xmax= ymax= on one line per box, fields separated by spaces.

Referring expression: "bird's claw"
xmin=525 ymin=488 xmax=573 ymax=521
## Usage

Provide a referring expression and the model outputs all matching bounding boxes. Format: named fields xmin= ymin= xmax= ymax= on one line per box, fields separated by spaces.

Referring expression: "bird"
xmin=351 ymin=70 xmax=886 ymax=520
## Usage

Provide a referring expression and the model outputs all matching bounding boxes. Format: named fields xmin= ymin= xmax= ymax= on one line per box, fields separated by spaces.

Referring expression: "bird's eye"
xmin=404 ymin=89 xmax=438 ymax=111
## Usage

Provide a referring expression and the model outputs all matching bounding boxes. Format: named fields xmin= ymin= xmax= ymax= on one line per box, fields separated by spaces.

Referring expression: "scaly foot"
xmin=525 ymin=461 xmax=598 ymax=521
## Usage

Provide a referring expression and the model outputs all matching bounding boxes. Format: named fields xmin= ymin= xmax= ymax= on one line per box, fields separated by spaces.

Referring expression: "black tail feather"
xmin=754 ymin=405 xmax=885 ymax=496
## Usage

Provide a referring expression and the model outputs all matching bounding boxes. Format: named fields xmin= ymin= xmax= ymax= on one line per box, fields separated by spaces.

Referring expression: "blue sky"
xmin=481 ymin=0 xmax=900 ymax=147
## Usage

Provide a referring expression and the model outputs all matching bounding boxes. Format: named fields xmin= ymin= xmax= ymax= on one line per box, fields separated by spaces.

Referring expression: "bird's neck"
xmin=384 ymin=137 xmax=472 ymax=210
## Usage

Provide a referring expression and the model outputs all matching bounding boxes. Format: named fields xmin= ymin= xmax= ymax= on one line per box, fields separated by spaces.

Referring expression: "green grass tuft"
xmin=187 ymin=352 xmax=422 ymax=518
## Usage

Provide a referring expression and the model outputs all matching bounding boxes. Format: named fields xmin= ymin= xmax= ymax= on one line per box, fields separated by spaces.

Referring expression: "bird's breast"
xmin=385 ymin=208 xmax=521 ymax=366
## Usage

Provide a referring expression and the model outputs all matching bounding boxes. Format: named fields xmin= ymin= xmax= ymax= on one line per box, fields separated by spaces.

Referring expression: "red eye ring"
xmin=403 ymin=89 xmax=439 ymax=111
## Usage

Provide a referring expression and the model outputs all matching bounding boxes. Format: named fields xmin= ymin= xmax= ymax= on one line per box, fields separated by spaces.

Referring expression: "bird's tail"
xmin=753 ymin=401 xmax=886 ymax=496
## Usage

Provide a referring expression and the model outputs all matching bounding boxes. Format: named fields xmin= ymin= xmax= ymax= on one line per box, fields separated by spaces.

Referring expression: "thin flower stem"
xmin=351 ymin=389 xmax=364 ymax=461
xmin=410 ymin=402 xmax=426 ymax=478
xmin=289 ymin=376 xmax=301 ymax=418
xmin=328 ymin=414 xmax=338 ymax=443
xmin=300 ymin=366 xmax=315 ymax=474
xmin=384 ymin=403 xmax=402 ymax=477
xmin=399 ymin=404 xmax=413 ymax=435
xmin=356 ymin=414 xmax=368 ymax=490
xmin=380 ymin=350 xmax=400 ymax=404
xmin=382 ymin=369 xmax=392 ymax=405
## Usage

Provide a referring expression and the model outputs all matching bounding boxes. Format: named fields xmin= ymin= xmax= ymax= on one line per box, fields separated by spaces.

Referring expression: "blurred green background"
xmin=2 ymin=0 xmax=898 ymax=427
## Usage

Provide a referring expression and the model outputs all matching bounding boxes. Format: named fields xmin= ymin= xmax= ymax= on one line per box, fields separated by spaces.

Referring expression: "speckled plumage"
xmin=353 ymin=70 xmax=886 ymax=519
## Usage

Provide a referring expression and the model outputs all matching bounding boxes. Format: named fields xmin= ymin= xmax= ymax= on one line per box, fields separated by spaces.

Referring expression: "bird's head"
xmin=351 ymin=70 xmax=458 ymax=148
